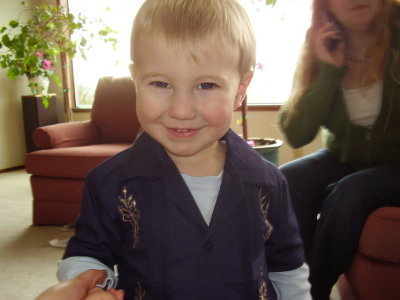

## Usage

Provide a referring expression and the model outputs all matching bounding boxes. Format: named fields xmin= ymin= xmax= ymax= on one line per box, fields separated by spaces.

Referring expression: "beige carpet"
xmin=0 ymin=169 xmax=74 ymax=300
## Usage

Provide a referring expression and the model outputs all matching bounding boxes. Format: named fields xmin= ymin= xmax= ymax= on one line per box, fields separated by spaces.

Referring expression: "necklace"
xmin=345 ymin=49 xmax=373 ymax=63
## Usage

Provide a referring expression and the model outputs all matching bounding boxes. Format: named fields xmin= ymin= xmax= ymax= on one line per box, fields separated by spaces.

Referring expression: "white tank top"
xmin=342 ymin=81 xmax=383 ymax=128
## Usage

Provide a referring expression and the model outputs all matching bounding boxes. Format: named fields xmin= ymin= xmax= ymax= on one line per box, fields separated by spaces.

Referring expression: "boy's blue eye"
xmin=198 ymin=82 xmax=217 ymax=90
xmin=151 ymin=81 xmax=170 ymax=88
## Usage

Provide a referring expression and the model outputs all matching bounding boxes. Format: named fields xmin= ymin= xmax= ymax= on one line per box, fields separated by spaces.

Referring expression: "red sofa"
xmin=337 ymin=206 xmax=400 ymax=300
xmin=25 ymin=76 xmax=141 ymax=225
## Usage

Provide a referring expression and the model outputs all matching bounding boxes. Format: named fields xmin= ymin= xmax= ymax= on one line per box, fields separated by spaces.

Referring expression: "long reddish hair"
xmin=285 ymin=0 xmax=400 ymax=117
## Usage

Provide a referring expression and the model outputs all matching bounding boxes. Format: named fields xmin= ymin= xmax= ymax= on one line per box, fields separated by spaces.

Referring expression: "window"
xmin=68 ymin=0 xmax=311 ymax=108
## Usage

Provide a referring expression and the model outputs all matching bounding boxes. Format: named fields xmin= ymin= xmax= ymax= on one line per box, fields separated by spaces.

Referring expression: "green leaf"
xmin=0 ymin=26 xmax=6 ymax=33
xmin=46 ymin=22 xmax=54 ymax=30
xmin=28 ymin=37 xmax=37 ymax=47
xmin=53 ymin=75 xmax=61 ymax=86
xmin=79 ymin=37 xmax=87 ymax=47
xmin=42 ymin=96 xmax=49 ymax=109
xmin=9 ymin=20 xmax=19 ymax=28
xmin=7 ymin=68 xmax=18 ymax=79
xmin=2 ymin=34 xmax=10 ymax=46
xmin=98 ymin=29 xmax=108 ymax=36
xmin=79 ymin=48 xmax=87 ymax=60
xmin=16 ymin=49 xmax=25 ymax=58
xmin=266 ymin=0 xmax=277 ymax=5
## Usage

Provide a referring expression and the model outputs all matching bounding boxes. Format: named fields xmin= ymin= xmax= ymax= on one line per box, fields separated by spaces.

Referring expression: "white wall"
xmin=0 ymin=1 xmax=34 ymax=170
xmin=231 ymin=110 xmax=322 ymax=165
xmin=0 ymin=0 xmax=65 ymax=170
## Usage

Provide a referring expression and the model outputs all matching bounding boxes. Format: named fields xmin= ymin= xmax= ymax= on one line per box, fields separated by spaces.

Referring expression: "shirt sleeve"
xmin=264 ymin=168 xmax=305 ymax=272
xmin=278 ymin=61 xmax=347 ymax=148
xmin=57 ymin=256 xmax=118 ymax=289
xmin=268 ymin=263 xmax=312 ymax=300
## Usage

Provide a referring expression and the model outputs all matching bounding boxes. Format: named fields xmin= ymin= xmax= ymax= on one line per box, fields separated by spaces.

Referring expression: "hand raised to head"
xmin=315 ymin=23 xmax=345 ymax=68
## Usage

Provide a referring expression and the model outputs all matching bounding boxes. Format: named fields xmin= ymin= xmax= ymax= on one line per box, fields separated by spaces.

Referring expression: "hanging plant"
xmin=0 ymin=1 xmax=117 ymax=107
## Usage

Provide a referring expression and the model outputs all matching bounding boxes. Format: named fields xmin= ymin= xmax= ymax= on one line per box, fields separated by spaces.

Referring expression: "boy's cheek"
xmin=204 ymin=109 xmax=235 ymax=126
xmin=136 ymin=101 xmax=165 ymax=121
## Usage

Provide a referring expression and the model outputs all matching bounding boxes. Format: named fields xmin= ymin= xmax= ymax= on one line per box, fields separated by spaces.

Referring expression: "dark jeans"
xmin=279 ymin=149 xmax=400 ymax=300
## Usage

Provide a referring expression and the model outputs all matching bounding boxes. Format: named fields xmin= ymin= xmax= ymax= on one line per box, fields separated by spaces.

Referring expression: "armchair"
xmin=337 ymin=206 xmax=400 ymax=300
xmin=25 ymin=76 xmax=141 ymax=225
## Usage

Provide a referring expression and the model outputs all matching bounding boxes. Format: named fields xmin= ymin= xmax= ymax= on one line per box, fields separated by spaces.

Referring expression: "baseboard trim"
xmin=0 ymin=166 xmax=25 ymax=173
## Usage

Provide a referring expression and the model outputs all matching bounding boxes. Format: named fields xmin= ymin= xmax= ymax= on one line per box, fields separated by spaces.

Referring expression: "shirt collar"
xmin=120 ymin=129 xmax=270 ymax=186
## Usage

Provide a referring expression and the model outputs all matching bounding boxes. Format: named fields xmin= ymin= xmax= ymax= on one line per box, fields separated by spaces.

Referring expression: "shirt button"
xmin=202 ymin=240 xmax=213 ymax=252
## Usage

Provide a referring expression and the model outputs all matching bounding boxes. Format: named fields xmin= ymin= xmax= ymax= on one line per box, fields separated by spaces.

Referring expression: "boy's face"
xmin=131 ymin=35 xmax=252 ymax=163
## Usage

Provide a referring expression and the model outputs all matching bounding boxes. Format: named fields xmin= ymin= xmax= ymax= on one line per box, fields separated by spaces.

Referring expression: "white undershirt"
xmin=342 ymin=81 xmax=383 ymax=128
xmin=181 ymin=172 xmax=223 ymax=225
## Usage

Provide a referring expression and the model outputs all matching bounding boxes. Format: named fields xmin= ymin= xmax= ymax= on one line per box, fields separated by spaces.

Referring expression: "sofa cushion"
xmin=26 ymin=143 xmax=131 ymax=179
xmin=358 ymin=207 xmax=400 ymax=262
xmin=347 ymin=253 xmax=400 ymax=300
xmin=91 ymin=76 xmax=141 ymax=143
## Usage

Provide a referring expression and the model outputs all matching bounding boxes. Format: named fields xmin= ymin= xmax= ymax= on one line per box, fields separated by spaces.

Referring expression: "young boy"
xmin=35 ymin=0 xmax=311 ymax=299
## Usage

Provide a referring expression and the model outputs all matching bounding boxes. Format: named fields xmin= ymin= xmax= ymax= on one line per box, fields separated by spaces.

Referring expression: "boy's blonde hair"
xmin=130 ymin=0 xmax=256 ymax=77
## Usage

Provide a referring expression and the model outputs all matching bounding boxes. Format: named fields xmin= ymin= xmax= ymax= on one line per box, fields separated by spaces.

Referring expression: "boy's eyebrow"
xmin=140 ymin=72 xmax=165 ymax=80
xmin=194 ymin=74 xmax=229 ymax=83
xmin=140 ymin=72 xmax=229 ymax=83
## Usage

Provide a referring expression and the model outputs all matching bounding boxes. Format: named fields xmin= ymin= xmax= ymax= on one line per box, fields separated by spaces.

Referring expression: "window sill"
xmin=235 ymin=104 xmax=282 ymax=112
xmin=72 ymin=107 xmax=91 ymax=113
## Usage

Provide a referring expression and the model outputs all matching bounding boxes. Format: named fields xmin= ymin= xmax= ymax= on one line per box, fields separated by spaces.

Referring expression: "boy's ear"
xmin=234 ymin=71 xmax=253 ymax=109
xmin=129 ymin=63 xmax=136 ymax=80
xmin=129 ymin=63 xmax=138 ymax=90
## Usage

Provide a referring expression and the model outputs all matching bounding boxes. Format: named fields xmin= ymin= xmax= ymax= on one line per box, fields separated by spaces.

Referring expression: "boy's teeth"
xmin=176 ymin=129 xmax=188 ymax=132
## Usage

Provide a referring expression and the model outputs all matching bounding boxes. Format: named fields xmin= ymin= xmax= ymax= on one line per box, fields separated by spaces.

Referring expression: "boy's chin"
xmin=163 ymin=146 xmax=201 ymax=159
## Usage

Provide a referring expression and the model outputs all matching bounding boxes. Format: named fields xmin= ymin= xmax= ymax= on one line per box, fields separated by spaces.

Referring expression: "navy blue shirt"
xmin=64 ymin=129 xmax=304 ymax=300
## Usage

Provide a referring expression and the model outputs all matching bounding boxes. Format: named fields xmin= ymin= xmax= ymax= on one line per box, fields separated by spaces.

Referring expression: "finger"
xmin=109 ymin=288 xmax=125 ymax=300
xmin=317 ymin=24 xmax=342 ymax=49
xmin=87 ymin=287 xmax=105 ymax=295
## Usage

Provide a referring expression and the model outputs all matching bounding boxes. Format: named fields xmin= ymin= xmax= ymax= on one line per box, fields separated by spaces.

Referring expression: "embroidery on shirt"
xmin=259 ymin=187 xmax=273 ymax=239
xmin=118 ymin=186 xmax=140 ymax=248
xmin=134 ymin=282 xmax=147 ymax=300
xmin=259 ymin=271 xmax=268 ymax=300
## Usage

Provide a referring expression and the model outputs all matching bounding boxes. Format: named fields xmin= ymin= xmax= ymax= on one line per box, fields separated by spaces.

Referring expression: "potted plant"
xmin=239 ymin=96 xmax=283 ymax=164
xmin=0 ymin=1 xmax=117 ymax=108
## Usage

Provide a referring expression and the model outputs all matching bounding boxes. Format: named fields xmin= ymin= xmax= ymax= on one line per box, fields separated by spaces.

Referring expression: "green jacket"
xmin=279 ymin=36 xmax=400 ymax=169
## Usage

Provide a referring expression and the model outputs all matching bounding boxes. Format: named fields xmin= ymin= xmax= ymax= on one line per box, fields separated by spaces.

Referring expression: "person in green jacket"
xmin=278 ymin=0 xmax=400 ymax=299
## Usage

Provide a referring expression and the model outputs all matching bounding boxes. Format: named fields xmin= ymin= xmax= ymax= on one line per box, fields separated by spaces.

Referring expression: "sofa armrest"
xmin=33 ymin=121 xmax=101 ymax=149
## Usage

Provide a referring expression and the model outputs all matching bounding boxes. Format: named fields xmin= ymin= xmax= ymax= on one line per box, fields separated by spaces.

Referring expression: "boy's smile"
xmin=131 ymin=34 xmax=252 ymax=175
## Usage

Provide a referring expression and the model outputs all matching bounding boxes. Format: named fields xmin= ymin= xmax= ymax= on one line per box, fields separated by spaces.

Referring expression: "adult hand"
xmin=315 ymin=23 xmax=345 ymax=68
xmin=84 ymin=287 xmax=125 ymax=300
xmin=34 ymin=269 xmax=108 ymax=300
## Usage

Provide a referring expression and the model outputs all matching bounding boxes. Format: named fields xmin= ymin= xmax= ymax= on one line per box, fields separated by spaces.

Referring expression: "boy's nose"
xmin=168 ymin=91 xmax=196 ymax=119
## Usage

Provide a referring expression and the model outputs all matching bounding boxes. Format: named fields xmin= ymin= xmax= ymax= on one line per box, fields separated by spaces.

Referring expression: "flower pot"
xmin=28 ymin=76 xmax=50 ymax=95
xmin=249 ymin=137 xmax=283 ymax=165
